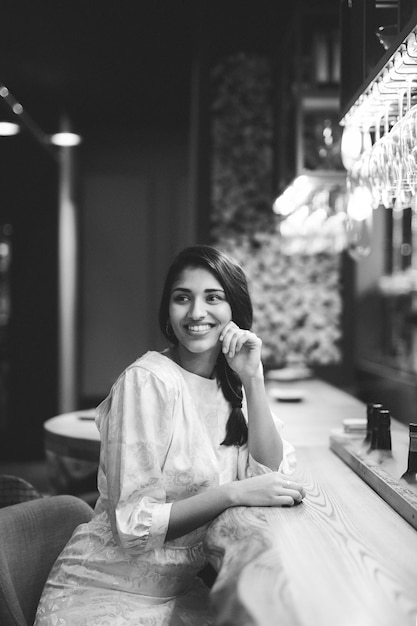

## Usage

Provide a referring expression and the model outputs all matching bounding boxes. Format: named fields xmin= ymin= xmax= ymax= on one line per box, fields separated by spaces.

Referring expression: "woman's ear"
xmin=166 ymin=320 xmax=175 ymax=337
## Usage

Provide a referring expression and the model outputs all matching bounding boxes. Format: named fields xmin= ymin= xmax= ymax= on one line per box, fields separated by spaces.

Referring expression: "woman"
xmin=35 ymin=245 xmax=305 ymax=626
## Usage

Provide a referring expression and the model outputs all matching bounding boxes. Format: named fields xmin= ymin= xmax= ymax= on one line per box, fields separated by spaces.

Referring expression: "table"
xmin=43 ymin=409 xmax=100 ymax=463
xmin=43 ymin=409 xmax=99 ymax=499
xmin=204 ymin=378 xmax=417 ymax=626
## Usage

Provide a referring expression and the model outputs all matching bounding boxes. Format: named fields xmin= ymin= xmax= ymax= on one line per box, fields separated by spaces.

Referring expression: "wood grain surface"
xmin=204 ymin=380 xmax=417 ymax=626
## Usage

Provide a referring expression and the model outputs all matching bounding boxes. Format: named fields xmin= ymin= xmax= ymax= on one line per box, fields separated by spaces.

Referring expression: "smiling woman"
xmin=34 ymin=245 xmax=302 ymax=626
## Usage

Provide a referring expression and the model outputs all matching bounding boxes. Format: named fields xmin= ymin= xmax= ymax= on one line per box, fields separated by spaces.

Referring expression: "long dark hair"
xmin=159 ymin=245 xmax=253 ymax=446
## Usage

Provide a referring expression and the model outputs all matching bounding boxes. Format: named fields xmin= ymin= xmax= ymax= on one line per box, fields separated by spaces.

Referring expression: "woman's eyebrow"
xmin=171 ymin=287 xmax=225 ymax=293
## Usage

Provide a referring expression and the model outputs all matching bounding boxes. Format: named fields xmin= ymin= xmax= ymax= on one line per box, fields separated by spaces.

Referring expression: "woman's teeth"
xmin=187 ymin=324 xmax=211 ymax=333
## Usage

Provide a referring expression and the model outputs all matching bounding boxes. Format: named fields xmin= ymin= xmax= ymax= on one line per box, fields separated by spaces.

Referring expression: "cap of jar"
xmin=367 ymin=403 xmax=383 ymax=412
xmin=378 ymin=409 xmax=391 ymax=426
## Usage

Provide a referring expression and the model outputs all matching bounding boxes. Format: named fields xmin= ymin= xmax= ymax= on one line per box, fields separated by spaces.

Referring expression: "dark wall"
xmin=0 ymin=134 xmax=59 ymax=460
xmin=78 ymin=128 xmax=193 ymax=405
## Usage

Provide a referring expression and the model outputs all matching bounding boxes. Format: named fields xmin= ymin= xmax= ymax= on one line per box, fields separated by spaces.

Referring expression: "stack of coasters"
xmin=342 ymin=418 xmax=367 ymax=435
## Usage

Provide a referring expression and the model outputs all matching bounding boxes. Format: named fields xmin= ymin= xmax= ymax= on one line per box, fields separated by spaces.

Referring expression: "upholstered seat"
xmin=0 ymin=494 xmax=93 ymax=626
xmin=0 ymin=474 xmax=43 ymax=509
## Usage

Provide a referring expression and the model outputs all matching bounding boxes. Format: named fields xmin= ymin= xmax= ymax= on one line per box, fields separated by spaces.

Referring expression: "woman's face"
xmin=168 ymin=266 xmax=232 ymax=358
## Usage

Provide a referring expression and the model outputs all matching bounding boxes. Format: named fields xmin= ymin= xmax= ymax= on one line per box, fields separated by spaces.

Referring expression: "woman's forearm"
xmin=166 ymin=483 xmax=235 ymax=541
xmin=242 ymin=368 xmax=283 ymax=470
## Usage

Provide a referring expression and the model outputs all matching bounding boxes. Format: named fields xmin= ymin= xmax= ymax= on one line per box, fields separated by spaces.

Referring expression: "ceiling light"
xmin=50 ymin=132 xmax=82 ymax=147
xmin=0 ymin=121 xmax=20 ymax=135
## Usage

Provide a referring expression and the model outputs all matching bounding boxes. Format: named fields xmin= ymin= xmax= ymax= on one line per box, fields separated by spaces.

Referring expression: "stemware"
xmin=344 ymin=171 xmax=373 ymax=261
xmin=399 ymin=98 xmax=417 ymax=198
xmin=369 ymin=130 xmax=397 ymax=209
xmin=368 ymin=133 xmax=385 ymax=207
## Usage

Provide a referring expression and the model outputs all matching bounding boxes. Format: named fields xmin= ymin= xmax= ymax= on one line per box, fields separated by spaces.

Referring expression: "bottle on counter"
xmin=357 ymin=403 xmax=383 ymax=456
xmin=367 ymin=408 xmax=393 ymax=465
xmin=400 ymin=423 xmax=417 ymax=486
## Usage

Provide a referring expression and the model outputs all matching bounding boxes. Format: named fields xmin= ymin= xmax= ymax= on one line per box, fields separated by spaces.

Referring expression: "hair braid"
xmin=217 ymin=354 xmax=248 ymax=446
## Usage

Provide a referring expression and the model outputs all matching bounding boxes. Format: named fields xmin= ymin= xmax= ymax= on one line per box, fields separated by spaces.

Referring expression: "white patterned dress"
xmin=35 ymin=351 xmax=296 ymax=626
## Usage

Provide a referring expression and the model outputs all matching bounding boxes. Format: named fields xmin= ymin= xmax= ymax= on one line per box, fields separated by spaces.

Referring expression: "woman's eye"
xmin=173 ymin=294 xmax=189 ymax=303
xmin=207 ymin=294 xmax=223 ymax=303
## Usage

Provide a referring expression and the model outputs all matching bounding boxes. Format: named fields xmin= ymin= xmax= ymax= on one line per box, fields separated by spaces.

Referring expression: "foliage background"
xmin=210 ymin=53 xmax=342 ymax=369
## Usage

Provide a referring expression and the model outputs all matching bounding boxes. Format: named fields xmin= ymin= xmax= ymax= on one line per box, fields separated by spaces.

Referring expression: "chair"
xmin=0 ymin=474 xmax=43 ymax=509
xmin=0 ymin=494 xmax=93 ymax=626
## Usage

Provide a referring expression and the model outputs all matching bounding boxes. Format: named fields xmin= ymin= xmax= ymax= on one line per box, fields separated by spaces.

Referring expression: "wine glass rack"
xmin=340 ymin=15 xmax=417 ymax=131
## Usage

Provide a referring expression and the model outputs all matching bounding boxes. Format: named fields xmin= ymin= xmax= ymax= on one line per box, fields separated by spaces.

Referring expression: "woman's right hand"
xmin=229 ymin=473 xmax=305 ymax=507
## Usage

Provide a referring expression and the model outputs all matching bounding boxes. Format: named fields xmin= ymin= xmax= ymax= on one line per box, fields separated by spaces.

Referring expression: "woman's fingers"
xmin=281 ymin=479 xmax=305 ymax=499
xmin=222 ymin=331 xmax=240 ymax=357
xmin=276 ymin=495 xmax=296 ymax=507
xmin=287 ymin=489 xmax=303 ymax=503
xmin=271 ymin=478 xmax=305 ymax=504
xmin=220 ymin=322 xmax=238 ymax=354
xmin=220 ymin=322 xmax=257 ymax=358
xmin=274 ymin=486 xmax=304 ymax=506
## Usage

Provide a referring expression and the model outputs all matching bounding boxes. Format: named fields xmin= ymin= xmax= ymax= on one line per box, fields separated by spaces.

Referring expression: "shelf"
xmin=301 ymin=94 xmax=340 ymax=111
xmin=340 ymin=10 xmax=417 ymax=129
xmin=330 ymin=430 xmax=417 ymax=530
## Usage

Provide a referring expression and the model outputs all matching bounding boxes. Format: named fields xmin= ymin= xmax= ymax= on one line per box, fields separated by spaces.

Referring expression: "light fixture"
xmin=273 ymin=173 xmax=348 ymax=255
xmin=272 ymin=175 xmax=314 ymax=216
xmin=1 ymin=83 xmax=83 ymax=153
xmin=0 ymin=121 xmax=20 ymax=136
xmin=49 ymin=132 xmax=82 ymax=147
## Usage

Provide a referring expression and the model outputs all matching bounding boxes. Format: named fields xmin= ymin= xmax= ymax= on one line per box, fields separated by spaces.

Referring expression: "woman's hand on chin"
xmin=219 ymin=321 xmax=263 ymax=380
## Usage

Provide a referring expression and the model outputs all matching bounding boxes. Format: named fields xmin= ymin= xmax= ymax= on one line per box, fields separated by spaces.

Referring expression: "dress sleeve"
xmin=96 ymin=364 xmax=175 ymax=554
xmin=237 ymin=407 xmax=297 ymax=479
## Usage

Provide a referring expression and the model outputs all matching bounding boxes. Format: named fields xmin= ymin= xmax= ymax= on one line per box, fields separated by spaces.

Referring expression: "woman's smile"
xmin=184 ymin=323 xmax=214 ymax=335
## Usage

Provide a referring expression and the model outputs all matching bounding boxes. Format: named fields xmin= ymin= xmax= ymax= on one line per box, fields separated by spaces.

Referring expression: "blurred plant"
xmin=218 ymin=234 xmax=342 ymax=368
xmin=211 ymin=53 xmax=274 ymax=239
xmin=210 ymin=54 xmax=342 ymax=368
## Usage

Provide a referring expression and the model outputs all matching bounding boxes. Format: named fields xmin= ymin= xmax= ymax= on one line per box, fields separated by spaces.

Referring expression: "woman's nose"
xmin=188 ymin=298 xmax=206 ymax=319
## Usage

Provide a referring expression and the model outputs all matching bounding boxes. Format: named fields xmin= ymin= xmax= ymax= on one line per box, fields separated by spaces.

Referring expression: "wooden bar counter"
xmin=204 ymin=379 xmax=417 ymax=626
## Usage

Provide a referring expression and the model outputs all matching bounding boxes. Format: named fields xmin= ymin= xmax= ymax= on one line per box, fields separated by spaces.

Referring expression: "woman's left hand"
xmin=219 ymin=321 xmax=262 ymax=379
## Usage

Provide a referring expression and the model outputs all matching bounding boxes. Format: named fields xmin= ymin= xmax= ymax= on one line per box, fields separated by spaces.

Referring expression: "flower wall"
xmin=210 ymin=53 xmax=343 ymax=369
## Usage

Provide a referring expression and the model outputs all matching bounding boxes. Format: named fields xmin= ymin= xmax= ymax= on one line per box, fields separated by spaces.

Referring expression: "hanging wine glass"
xmin=399 ymin=79 xmax=417 ymax=276
xmin=367 ymin=101 xmax=397 ymax=209
xmin=345 ymin=157 xmax=373 ymax=261
xmin=343 ymin=122 xmax=376 ymax=261
xmin=400 ymin=107 xmax=417 ymax=193
xmin=385 ymin=119 xmax=403 ymax=199
xmin=391 ymin=82 xmax=415 ymax=209
xmin=368 ymin=131 xmax=386 ymax=207
xmin=381 ymin=88 xmax=410 ymax=211
xmin=388 ymin=87 xmax=409 ymax=273
xmin=345 ymin=186 xmax=372 ymax=261
xmin=400 ymin=81 xmax=417 ymax=198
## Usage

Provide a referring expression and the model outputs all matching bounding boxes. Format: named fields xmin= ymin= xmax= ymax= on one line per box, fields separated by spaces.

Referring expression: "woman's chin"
xmin=180 ymin=340 xmax=220 ymax=356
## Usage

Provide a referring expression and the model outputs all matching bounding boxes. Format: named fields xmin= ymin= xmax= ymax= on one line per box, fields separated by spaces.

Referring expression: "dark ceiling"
xmin=0 ymin=1 xmax=296 ymax=136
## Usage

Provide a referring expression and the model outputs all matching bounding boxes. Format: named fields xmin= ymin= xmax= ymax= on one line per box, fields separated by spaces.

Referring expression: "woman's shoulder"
xmin=100 ymin=352 xmax=181 ymax=406
xmin=96 ymin=352 xmax=181 ymax=429
xmin=123 ymin=350 xmax=182 ymax=387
